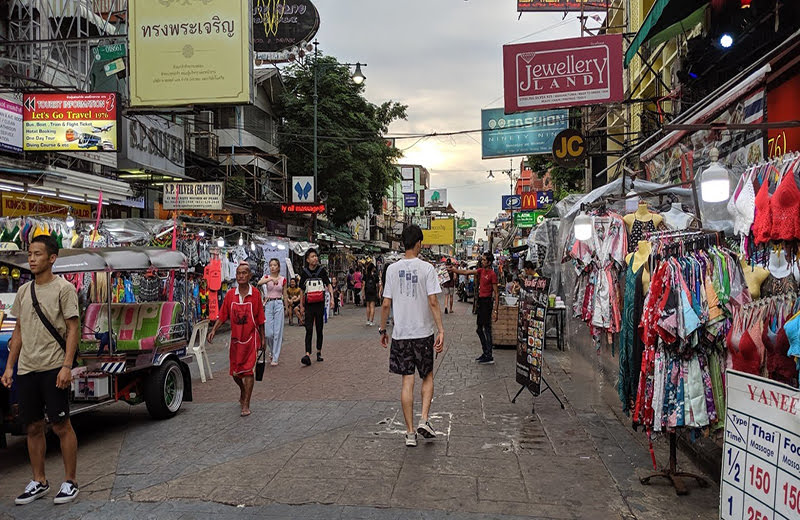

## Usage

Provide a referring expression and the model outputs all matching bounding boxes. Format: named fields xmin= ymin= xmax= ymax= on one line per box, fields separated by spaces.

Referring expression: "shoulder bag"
xmin=30 ymin=282 xmax=78 ymax=368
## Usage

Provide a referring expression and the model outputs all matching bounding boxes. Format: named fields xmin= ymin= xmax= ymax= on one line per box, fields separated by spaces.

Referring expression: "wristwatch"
xmin=378 ymin=328 xmax=388 ymax=336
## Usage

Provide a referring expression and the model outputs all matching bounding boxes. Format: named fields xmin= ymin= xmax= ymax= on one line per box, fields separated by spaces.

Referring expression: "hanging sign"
xmin=253 ymin=0 xmax=320 ymax=54
xmin=720 ymin=370 xmax=800 ymax=520
xmin=93 ymin=43 xmax=127 ymax=62
xmin=536 ymin=190 xmax=555 ymax=206
xmin=502 ymin=195 xmax=522 ymax=210
xmin=292 ymin=176 xmax=315 ymax=203
xmin=162 ymin=182 xmax=224 ymax=210
xmin=22 ymin=93 xmax=118 ymax=152
xmin=457 ymin=219 xmax=473 ymax=230
xmin=281 ymin=203 xmax=325 ymax=214
xmin=481 ymin=107 xmax=568 ymax=159
xmin=424 ymin=189 xmax=448 ymax=210
xmin=516 ymin=276 xmax=550 ymax=396
xmin=521 ymin=192 xmax=539 ymax=210
xmin=403 ymin=193 xmax=418 ymax=208
xmin=552 ymin=129 xmax=586 ymax=168
xmin=513 ymin=210 xmax=545 ymax=228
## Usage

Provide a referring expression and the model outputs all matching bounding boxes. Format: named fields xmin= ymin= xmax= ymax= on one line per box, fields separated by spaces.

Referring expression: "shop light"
xmin=250 ymin=241 xmax=256 ymax=251
xmin=0 ymin=183 xmax=24 ymax=192
xmin=238 ymin=234 xmax=244 ymax=246
xmin=198 ymin=230 xmax=205 ymax=238
xmin=574 ymin=209 xmax=593 ymax=242
xmin=65 ymin=210 xmax=75 ymax=229
xmin=719 ymin=33 xmax=733 ymax=48
xmin=28 ymin=188 xmax=56 ymax=197
xmin=700 ymin=148 xmax=730 ymax=203
xmin=217 ymin=237 xmax=225 ymax=247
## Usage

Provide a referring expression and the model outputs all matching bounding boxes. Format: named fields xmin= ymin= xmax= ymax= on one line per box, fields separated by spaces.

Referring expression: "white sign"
xmin=61 ymin=151 xmax=118 ymax=168
xmin=412 ymin=215 xmax=431 ymax=230
xmin=0 ymin=96 xmax=23 ymax=153
xmin=400 ymin=166 xmax=414 ymax=180
xmin=401 ymin=180 xmax=414 ymax=194
xmin=720 ymin=370 xmax=800 ymax=520
xmin=423 ymin=189 xmax=448 ymax=209
xmin=120 ymin=115 xmax=185 ymax=176
xmin=162 ymin=182 xmax=224 ymax=210
xmin=292 ymin=176 xmax=315 ymax=203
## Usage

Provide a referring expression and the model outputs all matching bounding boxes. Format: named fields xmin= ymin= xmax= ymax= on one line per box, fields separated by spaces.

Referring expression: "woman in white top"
xmin=257 ymin=258 xmax=288 ymax=366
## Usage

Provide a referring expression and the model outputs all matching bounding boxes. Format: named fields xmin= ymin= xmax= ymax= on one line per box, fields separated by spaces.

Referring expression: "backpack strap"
xmin=30 ymin=282 xmax=67 ymax=351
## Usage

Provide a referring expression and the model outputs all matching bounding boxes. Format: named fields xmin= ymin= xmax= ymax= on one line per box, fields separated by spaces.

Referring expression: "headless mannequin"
xmin=767 ymin=248 xmax=800 ymax=282
xmin=625 ymin=241 xmax=651 ymax=293
xmin=623 ymin=201 xmax=664 ymax=232
xmin=740 ymin=258 xmax=769 ymax=299
xmin=663 ymin=202 xmax=695 ymax=230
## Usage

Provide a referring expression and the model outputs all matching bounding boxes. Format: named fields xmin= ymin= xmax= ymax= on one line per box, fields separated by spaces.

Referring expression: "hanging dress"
xmin=618 ymin=261 xmax=646 ymax=414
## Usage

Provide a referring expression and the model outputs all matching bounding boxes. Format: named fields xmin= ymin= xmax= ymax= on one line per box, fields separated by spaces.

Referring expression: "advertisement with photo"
xmin=23 ymin=93 xmax=118 ymax=152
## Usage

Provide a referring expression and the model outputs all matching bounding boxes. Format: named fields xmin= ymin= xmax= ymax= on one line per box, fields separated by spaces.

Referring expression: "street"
xmin=0 ymin=299 xmax=719 ymax=519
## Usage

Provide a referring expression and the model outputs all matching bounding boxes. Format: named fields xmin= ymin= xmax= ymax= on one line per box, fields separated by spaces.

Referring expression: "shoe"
xmin=417 ymin=420 xmax=436 ymax=439
xmin=15 ymin=480 xmax=49 ymax=505
xmin=301 ymin=355 xmax=311 ymax=366
xmin=478 ymin=357 xmax=495 ymax=365
xmin=366 ymin=321 xmax=371 ymax=326
xmin=316 ymin=352 xmax=324 ymax=362
xmin=405 ymin=432 xmax=418 ymax=447
xmin=475 ymin=354 xmax=486 ymax=361
xmin=53 ymin=481 xmax=79 ymax=505
xmin=444 ymin=308 xmax=448 ymax=314
xmin=270 ymin=361 xmax=279 ymax=366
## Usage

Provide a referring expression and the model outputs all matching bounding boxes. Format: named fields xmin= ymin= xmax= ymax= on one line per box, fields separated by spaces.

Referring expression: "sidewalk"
xmin=0 ymin=299 xmax=719 ymax=519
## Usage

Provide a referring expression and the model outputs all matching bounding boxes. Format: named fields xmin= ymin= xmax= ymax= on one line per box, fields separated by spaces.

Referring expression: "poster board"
xmin=516 ymin=276 xmax=550 ymax=396
xmin=720 ymin=370 xmax=800 ymax=520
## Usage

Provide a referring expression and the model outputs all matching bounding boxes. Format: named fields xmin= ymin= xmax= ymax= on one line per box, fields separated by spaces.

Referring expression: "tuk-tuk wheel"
xmin=144 ymin=359 xmax=184 ymax=420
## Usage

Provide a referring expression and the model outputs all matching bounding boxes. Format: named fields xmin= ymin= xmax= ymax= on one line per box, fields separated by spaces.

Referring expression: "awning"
xmin=624 ymin=1 xmax=708 ymax=67
xmin=0 ymin=163 xmax=134 ymax=203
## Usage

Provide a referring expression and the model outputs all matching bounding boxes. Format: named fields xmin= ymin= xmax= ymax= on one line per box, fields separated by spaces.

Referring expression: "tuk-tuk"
xmin=0 ymin=247 xmax=194 ymax=448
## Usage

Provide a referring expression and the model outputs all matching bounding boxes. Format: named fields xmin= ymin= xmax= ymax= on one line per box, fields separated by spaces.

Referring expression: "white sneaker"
xmin=405 ymin=432 xmax=417 ymax=447
xmin=53 ymin=481 xmax=79 ymax=504
xmin=417 ymin=420 xmax=436 ymax=439
xmin=366 ymin=321 xmax=371 ymax=326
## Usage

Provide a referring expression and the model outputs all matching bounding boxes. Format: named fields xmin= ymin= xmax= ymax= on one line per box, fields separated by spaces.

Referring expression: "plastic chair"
xmin=188 ymin=320 xmax=213 ymax=383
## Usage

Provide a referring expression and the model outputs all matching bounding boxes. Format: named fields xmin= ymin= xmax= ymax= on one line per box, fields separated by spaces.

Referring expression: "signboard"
xmin=503 ymin=34 xmax=624 ymax=113
xmin=2 ymin=192 xmax=91 ymax=219
xmin=412 ymin=215 xmax=430 ymax=230
xmin=423 ymin=189 xmax=448 ymax=210
xmin=400 ymin=166 xmax=414 ymax=180
xmin=93 ymin=43 xmax=126 ymax=61
xmin=552 ymin=129 xmax=586 ymax=167
xmin=518 ymin=0 xmax=608 ymax=11
xmin=481 ymin=107 xmax=568 ymax=159
xmin=103 ymin=58 xmax=126 ymax=76
xmin=162 ymin=182 xmax=224 ymax=210
xmin=22 ymin=93 xmax=118 ymax=152
xmin=457 ymin=219 xmax=473 ymax=230
xmin=292 ymin=176 xmax=315 ymax=203
xmin=516 ymin=276 xmax=550 ymax=395
xmin=422 ymin=218 xmax=455 ymax=246
xmin=128 ymin=0 xmax=253 ymax=107
xmin=513 ymin=210 xmax=546 ymax=228
xmin=401 ymin=180 xmax=415 ymax=193
xmin=536 ymin=190 xmax=555 ymax=206
xmin=521 ymin=192 xmax=541 ymax=210
xmin=403 ymin=193 xmax=418 ymax=208
xmin=502 ymin=194 xmax=522 ymax=210
xmin=281 ymin=203 xmax=325 ymax=214
xmin=253 ymin=0 xmax=320 ymax=54
xmin=0 ymin=96 xmax=22 ymax=153
xmin=120 ymin=115 xmax=184 ymax=176
xmin=720 ymin=370 xmax=800 ymax=520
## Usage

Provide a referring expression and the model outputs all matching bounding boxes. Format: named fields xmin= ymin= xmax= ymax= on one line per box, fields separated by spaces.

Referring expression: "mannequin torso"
xmin=625 ymin=241 xmax=651 ymax=293
xmin=740 ymin=258 xmax=770 ymax=300
xmin=623 ymin=202 xmax=664 ymax=232
xmin=663 ymin=203 xmax=695 ymax=230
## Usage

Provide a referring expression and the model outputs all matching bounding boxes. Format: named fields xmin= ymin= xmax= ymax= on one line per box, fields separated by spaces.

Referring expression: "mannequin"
xmin=663 ymin=202 xmax=696 ymax=230
xmin=762 ymin=248 xmax=800 ymax=297
xmin=625 ymin=241 xmax=651 ymax=293
xmin=740 ymin=258 xmax=769 ymax=300
xmin=623 ymin=202 xmax=663 ymax=253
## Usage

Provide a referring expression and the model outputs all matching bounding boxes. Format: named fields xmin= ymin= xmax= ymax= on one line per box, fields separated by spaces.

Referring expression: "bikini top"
xmin=728 ymin=167 xmax=756 ymax=237
xmin=752 ymin=168 xmax=776 ymax=245
xmin=727 ymin=325 xmax=761 ymax=375
xmin=770 ymin=165 xmax=800 ymax=242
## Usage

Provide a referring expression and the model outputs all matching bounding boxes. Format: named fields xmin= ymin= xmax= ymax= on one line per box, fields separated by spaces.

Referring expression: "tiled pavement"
xmin=0 ymin=300 xmax=720 ymax=519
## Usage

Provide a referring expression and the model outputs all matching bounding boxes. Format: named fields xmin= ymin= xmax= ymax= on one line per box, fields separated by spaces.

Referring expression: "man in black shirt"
xmin=298 ymin=249 xmax=333 ymax=366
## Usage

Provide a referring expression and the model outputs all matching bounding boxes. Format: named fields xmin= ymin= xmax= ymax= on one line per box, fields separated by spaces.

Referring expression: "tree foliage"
xmin=525 ymin=155 xmax=584 ymax=201
xmin=277 ymin=55 xmax=407 ymax=226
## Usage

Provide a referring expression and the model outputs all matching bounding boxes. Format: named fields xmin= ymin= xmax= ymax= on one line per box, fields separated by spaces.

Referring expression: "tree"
xmin=525 ymin=155 xmax=583 ymax=201
xmin=277 ymin=54 xmax=407 ymax=226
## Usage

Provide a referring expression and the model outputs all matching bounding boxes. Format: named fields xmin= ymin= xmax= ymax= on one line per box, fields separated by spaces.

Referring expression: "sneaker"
xmin=366 ymin=321 xmax=371 ymax=326
xmin=478 ymin=357 xmax=495 ymax=365
xmin=475 ymin=354 xmax=487 ymax=361
xmin=405 ymin=432 xmax=418 ymax=447
xmin=301 ymin=355 xmax=311 ymax=366
xmin=417 ymin=420 xmax=436 ymax=439
xmin=316 ymin=352 xmax=324 ymax=362
xmin=15 ymin=480 xmax=49 ymax=505
xmin=53 ymin=481 xmax=79 ymax=505
xmin=444 ymin=308 xmax=448 ymax=314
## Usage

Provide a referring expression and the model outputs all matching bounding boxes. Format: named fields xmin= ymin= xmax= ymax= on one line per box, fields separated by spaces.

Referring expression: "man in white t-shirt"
xmin=379 ymin=225 xmax=445 ymax=447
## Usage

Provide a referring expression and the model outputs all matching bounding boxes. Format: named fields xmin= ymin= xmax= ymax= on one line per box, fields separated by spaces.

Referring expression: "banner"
xmin=513 ymin=210 xmax=546 ymax=228
xmin=128 ymin=0 xmax=253 ymax=107
xmin=403 ymin=193 xmax=418 ymax=208
xmin=423 ymin=189 xmax=448 ymax=209
xmin=253 ymin=0 xmax=319 ymax=54
xmin=518 ymin=0 xmax=609 ymax=11
xmin=720 ymin=370 xmax=800 ymax=520
xmin=422 ymin=218 xmax=454 ymax=245
xmin=0 ymin=96 xmax=22 ymax=153
xmin=481 ymin=107 xmax=568 ymax=159
xmin=162 ymin=182 xmax=224 ymax=210
xmin=516 ymin=276 xmax=550 ymax=395
xmin=22 ymin=93 xmax=118 ymax=152
xmin=503 ymin=34 xmax=624 ymax=113
xmin=2 ymin=192 xmax=92 ymax=219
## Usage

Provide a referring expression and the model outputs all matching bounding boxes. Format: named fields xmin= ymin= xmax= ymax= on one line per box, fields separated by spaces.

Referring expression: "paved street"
xmin=0 ymin=299 xmax=720 ymax=519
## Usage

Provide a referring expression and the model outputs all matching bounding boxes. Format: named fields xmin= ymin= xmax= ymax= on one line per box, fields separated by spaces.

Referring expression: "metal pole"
xmin=312 ymin=40 xmax=319 ymax=239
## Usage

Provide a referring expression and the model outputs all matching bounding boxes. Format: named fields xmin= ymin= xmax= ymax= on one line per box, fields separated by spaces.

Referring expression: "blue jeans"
xmin=264 ymin=299 xmax=285 ymax=362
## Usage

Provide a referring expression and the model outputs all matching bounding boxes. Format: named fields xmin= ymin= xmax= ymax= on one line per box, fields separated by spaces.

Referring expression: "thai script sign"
xmin=0 ymin=96 xmax=22 ymax=153
xmin=253 ymin=0 xmax=320 ymax=54
xmin=162 ymin=182 xmax=224 ymax=210
xmin=482 ymin=107 xmax=568 ymax=159
xmin=22 ymin=93 xmax=118 ymax=152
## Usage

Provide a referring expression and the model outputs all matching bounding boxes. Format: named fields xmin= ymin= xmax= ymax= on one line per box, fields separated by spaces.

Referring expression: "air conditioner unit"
xmin=190 ymin=134 xmax=219 ymax=161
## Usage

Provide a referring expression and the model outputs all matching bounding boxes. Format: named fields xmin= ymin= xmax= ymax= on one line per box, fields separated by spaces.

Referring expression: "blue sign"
xmin=481 ymin=107 xmax=569 ymax=159
xmin=502 ymin=195 xmax=521 ymax=210
xmin=536 ymin=190 xmax=554 ymax=206
xmin=403 ymin=193 xmax=418 ymax=208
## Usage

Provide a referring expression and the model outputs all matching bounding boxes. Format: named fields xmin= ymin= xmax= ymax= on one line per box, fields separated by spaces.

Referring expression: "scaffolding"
xmin=218 ymin=152 xmax=288 ymax=207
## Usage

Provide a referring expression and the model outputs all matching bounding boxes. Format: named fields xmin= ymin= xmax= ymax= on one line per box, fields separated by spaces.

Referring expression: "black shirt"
xmin=299 ymin=265 xmax=331 ymax=292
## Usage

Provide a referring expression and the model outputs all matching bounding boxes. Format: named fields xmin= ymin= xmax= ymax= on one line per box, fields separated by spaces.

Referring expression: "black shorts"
xmin=17 ymin=368 xmax=71 ymax=426
xmin=364 ymin=291 xmax=380 ymax=304
xmin=389 ymin=335 xmax=434 ymax=378
xmin=477 ymin=297 xmax=493 ymax=327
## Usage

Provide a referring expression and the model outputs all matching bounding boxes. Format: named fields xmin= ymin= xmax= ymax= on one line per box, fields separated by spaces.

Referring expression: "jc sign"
xmin=552 ymin=129 xmax=585 ymax=168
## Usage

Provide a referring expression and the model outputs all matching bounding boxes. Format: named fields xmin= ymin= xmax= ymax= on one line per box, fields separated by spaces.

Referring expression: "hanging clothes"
xmin=618 ymin=261 xmax=645 ymax=415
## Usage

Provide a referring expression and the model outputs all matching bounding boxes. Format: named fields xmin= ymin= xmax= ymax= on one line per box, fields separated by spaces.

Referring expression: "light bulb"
xmin=198 ymin=230 xmax=205 ymax=238
xmin=217 ymin=237 xmax=225 ymax=247
xmin=700 ymin=149 xmax=730 ymax=203
xmin=250 ymin=241 xmax=256 ymax=251
xmin=238 ymin=234 xmax=244 ymax=246
xmin=720 ymin=33 xmax=733 ymax=48
xmin=574 ymin=211 xmax=593 ymax=241
xmin=65 ymin=213 xmax=75 ymax=229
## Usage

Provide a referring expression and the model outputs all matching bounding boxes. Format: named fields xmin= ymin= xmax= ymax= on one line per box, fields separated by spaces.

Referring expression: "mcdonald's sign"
xmin=521 ymin=192 xmax=538 ymax=210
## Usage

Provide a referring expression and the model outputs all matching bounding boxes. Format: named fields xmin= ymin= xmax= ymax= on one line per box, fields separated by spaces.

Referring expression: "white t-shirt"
xmin=383 ymin=257 xmax=441 ymax=340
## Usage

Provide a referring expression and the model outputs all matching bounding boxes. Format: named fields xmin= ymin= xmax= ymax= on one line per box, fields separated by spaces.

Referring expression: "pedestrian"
xmin=346 ymin=268 xmax=354 ymax=304
xmin=448 ymin=252 xmax=499 ymax=364
xmin=379 ymin=225 xmax=445 ymax=447
xmin=441 ymin=259 xmax=456 ymax=314
xmin=352 ymin=266 xmax=363 ymax=306
xmin=207 ymin=261 xmax=265 ymax=416
xmin=299 ymin=249 xmax=333 ymax=366
xmin=363 ymin=262 xmax=381 ymax=326
xmin=1 ymin=235 xmax=81 ymax=505
xmin=286 ymin=278 xmax=303 ymax=325
xmin=257 ymin=258 xmax=287 ymax=366
xmin=332 ymin=276 xmax=342 ymax=315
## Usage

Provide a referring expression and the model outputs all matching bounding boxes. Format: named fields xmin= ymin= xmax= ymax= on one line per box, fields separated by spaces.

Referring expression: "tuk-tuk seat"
xmin=81 ymin=302 xmax=182 ymax=352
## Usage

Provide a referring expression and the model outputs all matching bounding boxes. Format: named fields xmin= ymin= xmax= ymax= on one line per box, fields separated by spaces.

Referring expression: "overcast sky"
xmin=311 ymin=0 xmax=593 ymax=238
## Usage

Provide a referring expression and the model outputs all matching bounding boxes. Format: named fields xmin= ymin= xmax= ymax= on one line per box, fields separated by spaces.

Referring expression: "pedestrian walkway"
xmin=0 ymin=300 xmax=719 ymax=519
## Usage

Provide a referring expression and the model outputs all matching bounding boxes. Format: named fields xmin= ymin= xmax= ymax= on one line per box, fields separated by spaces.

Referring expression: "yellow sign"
xmin=423 ymin=218 xmax=455 ymax=246
xmin=1 ymin=193 xmax=92 ymax=219
xmin=129 ymin=0 xmax=253 ymax=107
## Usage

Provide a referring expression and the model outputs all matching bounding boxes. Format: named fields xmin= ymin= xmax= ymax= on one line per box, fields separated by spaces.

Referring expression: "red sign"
xmin=520 ymin=192 xmax=538 ymax=210
xmin=518 ymin=0 xmax=608 ymax=11
xmin=767 ymin=74 xmax=800 ymax=159
xmin=503 ymin=35 xmax=623 ymax=114
xmin=281 ymin=203 xmax=326 ymax=214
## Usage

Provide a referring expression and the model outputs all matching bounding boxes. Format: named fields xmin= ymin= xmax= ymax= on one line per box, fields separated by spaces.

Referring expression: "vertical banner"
xmin=516 ymin=276 xmax=550 ymax=396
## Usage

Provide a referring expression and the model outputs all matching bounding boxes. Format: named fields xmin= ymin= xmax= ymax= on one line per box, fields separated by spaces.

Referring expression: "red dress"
xmin=218 ymin=285 xmax=265 ymax=377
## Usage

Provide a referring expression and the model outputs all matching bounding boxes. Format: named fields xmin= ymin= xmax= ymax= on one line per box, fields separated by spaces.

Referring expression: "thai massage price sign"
xmin=720 ymin=370 xmax=800 ymax=520
xmin=516 ymin=276 xmax=549 ymax=396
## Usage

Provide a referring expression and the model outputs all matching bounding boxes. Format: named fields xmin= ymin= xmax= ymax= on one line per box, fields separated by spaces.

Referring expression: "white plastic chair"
xmin=189 ymin=320 xmax=213 ymax=383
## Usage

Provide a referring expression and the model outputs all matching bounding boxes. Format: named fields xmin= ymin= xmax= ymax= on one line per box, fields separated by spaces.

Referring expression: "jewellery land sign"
xmin=292 ymin=176 xmax=315 ymax=203
xmin=516 ymin=276 xmax=550 ymax=396
xmin=503 ymin=34 xmax=624 ymax=113
xmin=253 ymin=0 xmax=320 ymax=54
xmin=128 ymin=0 xmax=253 ymax=107
xmin=423 ymin=189 xmax=448 ymax=210
xmin=481 ymin=107 xmax=568 ymax=159
xmin=403 ymin=193 xmax=419 ymax=208
xmin=162 ymin=182 xmax=224 ymax=210
xmin=22 ymin=93 xmax=118 ymax=152
xmin=517 ymin=0 xmax=608 ymax=11
xmin=0 ymin=96 xmax=22 ymax=153
xmin=422 ymin=218 xmax=455 ymax=246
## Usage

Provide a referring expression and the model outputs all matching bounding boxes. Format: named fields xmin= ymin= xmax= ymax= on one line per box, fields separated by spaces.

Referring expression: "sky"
xmin=311 ymin=0 xmax=591 ymax=239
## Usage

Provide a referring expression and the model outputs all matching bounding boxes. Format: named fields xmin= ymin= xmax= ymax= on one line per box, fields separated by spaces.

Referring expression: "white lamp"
xmin=216 ymin=236 xmax=225 ymax=247
xmin=65 ymin=210 xmax=75 ymax=229
xmin=700 ymin=148 xmax=730 ymax=203
xmin=250 ymin=241 xmax=256 ymax=251
xmin=238 ymin=233 xmax=244 ymax=246
xmin=574 ymin=209 xmax=593 ymax=241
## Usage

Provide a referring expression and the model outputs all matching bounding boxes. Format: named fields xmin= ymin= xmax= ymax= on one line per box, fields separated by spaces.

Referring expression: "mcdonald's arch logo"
xmin=521 ymin=192 xmax=538 ymax=210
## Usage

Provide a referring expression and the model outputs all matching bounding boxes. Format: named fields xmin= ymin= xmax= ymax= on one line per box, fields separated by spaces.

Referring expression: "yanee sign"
xmin=22 ymin=93 xmax=118 ymax=151
xmin=253 ymin=0 xmax=320 ymax=54
xmin=503 ymin=34 xmax=623 ymax=113
xmin=162 ymin=182 xmax=223 ymax=210
xmin=120 ymin=115 xmax=184 ymax=176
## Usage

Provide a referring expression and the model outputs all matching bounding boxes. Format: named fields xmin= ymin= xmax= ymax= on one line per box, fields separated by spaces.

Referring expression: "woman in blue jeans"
xmin=257 ymin=258 xmax=288 ymax=366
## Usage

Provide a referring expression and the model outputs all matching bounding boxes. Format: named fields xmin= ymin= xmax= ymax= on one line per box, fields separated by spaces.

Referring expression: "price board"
xmin=720 ymin=370 xmax=800 ymax=520
xmin=516 ymin=276 xmax=549 ymax=396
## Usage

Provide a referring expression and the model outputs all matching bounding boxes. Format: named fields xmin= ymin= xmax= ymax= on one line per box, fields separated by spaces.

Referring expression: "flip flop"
xmin=241 ymin=410 xmax=251 ymax=417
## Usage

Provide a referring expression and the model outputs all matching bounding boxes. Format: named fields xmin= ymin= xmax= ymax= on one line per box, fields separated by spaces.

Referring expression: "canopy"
xmin=0 ymin=248 xmax=187 ymax=274
xmin=624 ymin=1 xmax=707 ymax=67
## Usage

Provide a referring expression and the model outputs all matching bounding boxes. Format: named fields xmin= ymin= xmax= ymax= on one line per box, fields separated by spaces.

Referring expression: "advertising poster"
xmin=2 ymin=192 xmax=92 ymax=219
xmin=422 ymin=218 xmax=454 ymax=246
xmin=128 ymin=0 xmax=252 ymax=107
xmin=22 ymin=93 xmax=118 ymax=152
xmin=503 ymin=34 xmax=623 ymax=113
xmin=253 ymin=0 xmax=319 ymax=54
xmin=403 ymin=193 xmax=418 ymax=208
xmin=516 ymin=276 xmax=550 ymax=395
xmin=720 ymin=370 xmax=800 ymax=520
xmin=423 ymin=188 xmax=448 ymax=209
xmin=481 ymin=107 xmax=568 ymax=159
xmin=0 ymin=96 xmax=22 ymax=153
xmin=162 ymin=182 xmax=224 ymax=210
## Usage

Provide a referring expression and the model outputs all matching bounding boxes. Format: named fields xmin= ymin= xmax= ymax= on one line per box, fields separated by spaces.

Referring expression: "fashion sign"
xmin=503 ymin=35 xmax=623 ymax=113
